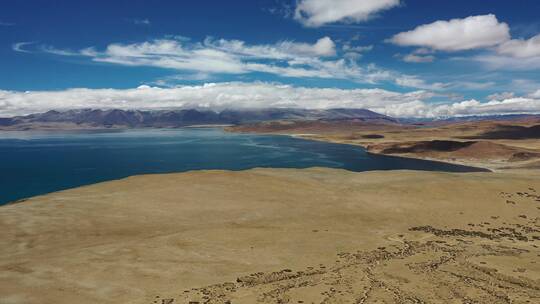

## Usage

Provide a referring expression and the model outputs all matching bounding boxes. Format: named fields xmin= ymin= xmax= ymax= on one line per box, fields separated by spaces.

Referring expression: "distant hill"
xmin=466 ymin=124 xmax=540 ymax=139
xmin=400 ymin=114 xmax=540 ymax=125
xmin=0 ymin=108 xmax=398 ymax=130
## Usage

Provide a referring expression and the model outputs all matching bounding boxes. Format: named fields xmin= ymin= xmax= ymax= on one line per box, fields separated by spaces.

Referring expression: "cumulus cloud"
xmin=530 ymin=89 xmax=540 ymax=98
xmin=470 ymin=33 xmax=540 ymax=70
xmin=428 ymin=98 xmax=540 ymax=117
xmin=383 ymin=96 xmax=540 ymax=117
xmin=1 ymin=82 xmax=538 ymax=118
xmin=0 ymin=82 xmax=432 ymax=117
xmin=389 ymin=14 xmax=510 ymax=51
xmin=390 ymin=14 xmax=540 ymax=71
xmin=497 ymin=33 xmax=540 ymax=58
xmin=294 ymin=0 xmax=400 ymax=27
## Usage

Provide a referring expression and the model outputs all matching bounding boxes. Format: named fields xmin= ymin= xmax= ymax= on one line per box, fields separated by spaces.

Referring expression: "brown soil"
xmin=368 ymin=140 xmax=534 ymax=162
xmin=469 ymin=125 xmax=540 ymax=140
xmin=1 ymin=168 xmax=539 ymax=303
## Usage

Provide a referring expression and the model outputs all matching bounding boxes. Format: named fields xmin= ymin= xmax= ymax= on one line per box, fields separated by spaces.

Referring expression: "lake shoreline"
xmin=225 ymin=119 xmax=540 ymax=172
xmin=0 ymin=128 xmax=485 ymax=206
xmin=0 ymin=125 xmax=517 ymax=172
xmin=226 ymin=129 xmax=497 ymax=172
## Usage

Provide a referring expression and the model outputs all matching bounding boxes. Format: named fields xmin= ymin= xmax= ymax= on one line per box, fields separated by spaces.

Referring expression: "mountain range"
xmin=0 ymin=108 xmax=398 ymax=130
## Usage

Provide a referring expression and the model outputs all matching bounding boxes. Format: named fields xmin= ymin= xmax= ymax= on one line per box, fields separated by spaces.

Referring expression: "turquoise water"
xmin=0 ymin=128 xmax=485 ymax=205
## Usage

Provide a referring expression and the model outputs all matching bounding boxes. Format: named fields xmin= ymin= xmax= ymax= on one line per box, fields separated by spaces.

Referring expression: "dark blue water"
xmin=0 ymin=128 xmax=485 ymax=205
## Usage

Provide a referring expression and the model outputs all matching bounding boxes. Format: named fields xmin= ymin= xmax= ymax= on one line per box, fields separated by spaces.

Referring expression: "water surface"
xmin=0 ymin=128 xmax=484 ymax=205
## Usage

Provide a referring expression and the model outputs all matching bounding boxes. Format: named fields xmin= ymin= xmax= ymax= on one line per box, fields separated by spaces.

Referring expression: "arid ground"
xmin=229 ymin=118 xmax=540 ymax=171
xmin=1 ymin=168 xmax=539 ymax=303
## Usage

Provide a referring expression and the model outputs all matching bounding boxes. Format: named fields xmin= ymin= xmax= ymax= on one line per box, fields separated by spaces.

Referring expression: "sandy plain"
xmin=1 ymin=168 xmax=540 ymax=303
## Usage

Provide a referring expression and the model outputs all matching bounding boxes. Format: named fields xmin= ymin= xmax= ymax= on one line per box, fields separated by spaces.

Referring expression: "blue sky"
xmin=1 ymin=0 xmax=540 ymax=117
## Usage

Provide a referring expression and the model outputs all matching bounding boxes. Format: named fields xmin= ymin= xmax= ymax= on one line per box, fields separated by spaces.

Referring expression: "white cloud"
xmin=471 ymin=53 xmax=540 ymax=70
xmin=12 ymin=41 xmax=35 ymax=53
xmin=529 ymin=89 xmax=540 ymax=98
xmin=389 ymin=14 xmax=510 ymax=51
xmin=487 ymin=92 xmax=515 ymax=101
xmin=413 ymin=48 xmax=433 ymax=55
xmin=399 ymin=48 xmax=435 ymax=63
xmin=341 ymin=43 xmax=372 ymax=60
xmin=342 ymin=44 xmax=373 ymax=53
xmin=0 ymin=21 xmax=15 ymax=26
xmin=1 ymin=82 xmax=538 ymax=118
xmin=427 ymin=97 xmax=540 ymax=117
xmin=450 ymin=81 xmax=496 ymax=91
xmin=21 ymin=36 xmax=437 ymax=88
xmin=395 ymin=76 xmax=447 ymax=90
xmin=402 ymin=53 xmax=435 ymax=63
xmin=383 ymin=96 xmax=540 ymax=118
xmin=39 ymin=45 xmax=81 ymax=56
xmin=132 ymin=18 xmax=151 ymax=26
xmin=497 ymin=33 xmax=540 ymax=58
xmin=391 ymin=15 xmax=540 ymax=71
xmin=470 ymin=33 xmax=540 ymax=70
xmin=0 ymin=82 xmax=431 ymax=117
xmin=43 ymin=37 xmax=341 ymax=77
xmin=294 ymin=0 xmax=400 ymax=27
xmin=206 ymin=36 xmax=336 ymax=58
xmin=95 ymin=39 xmax=246 ymax=74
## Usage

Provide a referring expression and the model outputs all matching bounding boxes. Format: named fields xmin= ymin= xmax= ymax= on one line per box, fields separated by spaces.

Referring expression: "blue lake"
xmin=0 ymin=128 xmax=485 ymax=205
